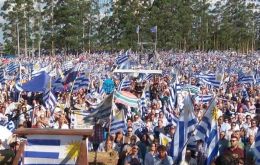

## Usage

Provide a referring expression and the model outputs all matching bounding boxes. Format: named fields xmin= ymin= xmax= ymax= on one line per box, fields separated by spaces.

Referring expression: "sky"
xmin=0 ymin=0 xmax=5 ymax=43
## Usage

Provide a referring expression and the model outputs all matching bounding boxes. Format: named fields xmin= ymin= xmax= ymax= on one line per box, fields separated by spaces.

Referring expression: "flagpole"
xmin=138 ymin=31 xmax=140 ymax=45
xmin=155 ymin=26 xmax=157 ymax=51
xmin=108 ymin=91 xmax=115 ymax=135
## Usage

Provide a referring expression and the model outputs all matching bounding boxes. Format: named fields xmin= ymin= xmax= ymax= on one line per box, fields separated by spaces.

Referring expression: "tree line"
xmin=0 ymin=0 xmax=259 ymax=55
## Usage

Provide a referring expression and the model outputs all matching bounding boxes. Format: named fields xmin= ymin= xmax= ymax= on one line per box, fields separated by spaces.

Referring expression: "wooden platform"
xmin=88 ymin=151 xmax=119 ymax=165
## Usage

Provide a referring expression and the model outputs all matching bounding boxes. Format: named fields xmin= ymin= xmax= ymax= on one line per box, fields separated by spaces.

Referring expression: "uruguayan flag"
xmin=73 ymin=72 xmax=90 ymax=92
xmin=238 ymin=71 xmax=254 ymax=84
xmin=143 ymin=73 xmax=153 ymax=81
xmin=169 ymin=95 xmax=198 ymax=162
xmin=195 ymin=94 xmax=212 ymax=104
xmin=118 ymin=77 xmax=131 ymax=91
xmin=160 ymin=133 xmax=172 ymax=146
xmin=116 ymin=52 xmax=129 ymax=65
xmin=24 ymin=135 xmax=83 ymax=165
xmin=193 ymin=98 xmax=219 ymax=165
xmin=5 ymin=62 xmax=19 ymax=74
xmin=110 ymin=102 xmax=126 ymax=134
xmin=43 ymin=90 xmax=57 ymax=113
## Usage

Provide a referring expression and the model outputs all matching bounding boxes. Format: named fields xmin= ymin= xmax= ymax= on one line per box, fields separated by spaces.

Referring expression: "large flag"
xmin=193 ymin=98 xmax=219 ymax=165
xmin=21 ymin=71 xmax=51 ymax=92
xmin=114 ymin=91 xmax=139 ymax=108
xmin=84 ymin=94 xmax=113 ymax=124
xmin=169 ymin=95 xmax=198 ymax=162
xmin=23 ymin=135 xmax=83 ymax=164
xmin=110 ymin=102 xmax=126 ymax=134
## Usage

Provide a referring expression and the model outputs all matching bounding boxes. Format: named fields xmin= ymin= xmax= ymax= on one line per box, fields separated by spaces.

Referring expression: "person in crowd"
xmin=224 ymin=134 xmax=244 ymax=159
xmin=246 ymin=119 xmax=258 ymax=137
xmin=124 ymin=145 xmax=143 ymax=165
xmin=219 ymin=131 xmax=229 ymax=154
xmin=144 ymin=143 xmax=157 ymax=165
xmin=154 ymin=145 xmax=173 ymax=165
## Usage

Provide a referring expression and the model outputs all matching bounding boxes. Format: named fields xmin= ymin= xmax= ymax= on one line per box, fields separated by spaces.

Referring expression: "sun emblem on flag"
xmin=65 ymin=141 xmax=81 ymax=160
xmin=212 ymin=107 xmax=219 ymax=121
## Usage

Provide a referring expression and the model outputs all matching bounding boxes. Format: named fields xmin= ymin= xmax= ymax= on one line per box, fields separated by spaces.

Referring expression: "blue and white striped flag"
xmin=73 ymin=72 xmax=90 ymax=92
xmin=110 ymin=102 xmax=126 ymax=134
xmin=193 ymin=98 xmax=219 ymax=165
xmin=0 ymin=70 xmax=5 ymax=84
xmin=24 ymin=135 xmax=83 ymax=165
xmin=241 ymin=86 xmax=249 ymax=101
xmin=118 ymin=77 xmax=131 ymax=91
xmin=195 ymin=94 xmax=213 ymax=104
xmin=116 ymin=52 xmax=129 ymax=65
xmin=43 ymin=90 xmax=57 ymax=113
xmin=169 ymin=95 xmax=198 ymax=162
xmin=5 ymin=62 xmax=19 ymax=74
xmin=143 ymin=73 xmax=153 ymax=81
xmin=238 ymin=71 xmax=254 ymax=84
xmin=168 ymin=84 xmax=176 ymax=110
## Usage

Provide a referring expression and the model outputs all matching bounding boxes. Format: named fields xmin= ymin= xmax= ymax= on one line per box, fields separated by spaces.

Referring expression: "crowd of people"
xmin=0 ymin=50 xmax=259 ymax=165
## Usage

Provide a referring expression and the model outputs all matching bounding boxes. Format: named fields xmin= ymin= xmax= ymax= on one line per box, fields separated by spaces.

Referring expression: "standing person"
xmin=224 ymin=134 xmax=244 ymax=159
xmin=246 ymin=119 xmax=258 ymax=138
xmin=144 ymin=143 xmax=157 ymax=165
xmin=154 ymin=145 xmax=173 ymax=165
xmin=124 ymin=145 xmax=143 ymax=165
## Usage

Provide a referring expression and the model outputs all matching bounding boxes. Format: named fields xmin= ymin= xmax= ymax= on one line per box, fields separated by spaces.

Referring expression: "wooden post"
xmin=76 ymin=139 xmax=88 ymax=165
xmin=12 ymin=141 xmax=25 ymax=165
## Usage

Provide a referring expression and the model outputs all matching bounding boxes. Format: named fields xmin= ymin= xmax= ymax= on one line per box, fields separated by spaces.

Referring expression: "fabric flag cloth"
xmin=150 ymin=26 xmax=157 ymax=33
xmin=23 ymin=135 xmax=82 ymax=165
xmin=43 ymin=90 xmax=57 ymax=113
xmin=238 ymin=71 xmax=254 ymax=84
xmin=72 ymin=72 xmax=89 ymax=92
xmin=118 ymin=77 xmax=131 ymax=91
xmin=5 ymin=62 xmax=19 ymax=74
xmin=160 ymin=133 xmax=172 ymax=146
xmin=84 ymin=94 xmax=113 ymax=124
xmin=114 ymin=91 xmax=139 ymax=108
xmin=116 ymin=52 xmax=129 ymax=66
xmin=195 ymin=94 xmax=213 ymax=104
xmin=110 ymin=102 xmax=126 ymax=134
xmin=169 ymin=95 xmax=198 ymax=162
xmin=63 ymin=63 xmax=82 ymax=85
xmin=182 ymin=85 xmax=200 ymax=95
xmin=21 ymin=71 xmax=51 ymax=92
xmin=136 ymin=25 xmax=140 ymax=34
xmin=0 ymin=125 xmax=12 ymax=148
xmin=193 ymin=98 xmax=219 ymax=165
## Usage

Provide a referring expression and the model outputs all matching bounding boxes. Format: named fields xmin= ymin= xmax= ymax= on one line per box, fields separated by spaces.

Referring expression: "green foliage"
xmin=0 ymin=0 xmax=259 ymax=53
